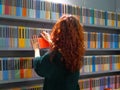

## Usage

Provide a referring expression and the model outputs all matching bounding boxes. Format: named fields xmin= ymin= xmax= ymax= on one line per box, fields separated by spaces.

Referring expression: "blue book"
xmin=115 ymin=34 xmax=118 ymax=48
xmin=100 ymin=77 xmax=104 ymax=90
xmin=98 ymin=33 xmax=101 ymax=48
xmin=40 ymin=1 xmax=45 ymax=19
xmin=0 ymin=0 xmax=2 ymax=15
xmin=36 ymin=0 xmax=40 ymax=18
xmin=116 ymin=13 xmax=118 ymax=27
xmin=58 ymin=4 xmax=62 ymax=18
xmin=19 ymin=0 xmax=22 ymax=16
xmin=92 ymin=56 xmax=95 ymax=72
xmin=112 ymin=55 xmax=115 ymax=70
xmin=0 ymin=25 xmax=2 ymax=48
xmin=10 ymin=58 xmax=15 ymax=80
xmin=104 ymin=11 xmax=108 ymax=26
xmin=107 ymin=76 xmax=110 ymax=88
xmin=3 ymin=58 xmax=8 ymax=80
xmin=88 ymin=32 xmax=90 ymax=48
xmin=16 ymin=0 xmax=21 ymax=16
xmin=113 ymin=34 xmax=116 ymax=48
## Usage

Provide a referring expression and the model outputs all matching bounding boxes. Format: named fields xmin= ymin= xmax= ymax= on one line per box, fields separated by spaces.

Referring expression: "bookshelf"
xmin=0 ymin=15 xmax=120 ymax=89
xmin=0 ymin=0 xmax=120 ymax=89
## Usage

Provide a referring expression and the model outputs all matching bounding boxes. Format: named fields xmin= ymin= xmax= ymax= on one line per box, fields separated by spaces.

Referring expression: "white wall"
xmin=43 ymin=0 xmax=116 ymax=12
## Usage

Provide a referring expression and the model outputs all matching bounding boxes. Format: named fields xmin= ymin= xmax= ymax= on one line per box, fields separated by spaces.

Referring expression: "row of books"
xmin=0 ymin=55 xmax=119 ymax=80
xmin=79 ymin=75 xmax=120 ymax=90
xmin=0 ymin=25 xmax=120 ymax=49
xmin=80 ymin=55 xmax=120 ymax=73
xmin=0 ymin=57 xmax=40 ymax=80
xmin=0 ymin=0 xmax=120 ymax=27
xmin=84 ymin=32 xmax=120 ymax=48
xmin=6 ymin=85 xmax=43 ymax=90
xmin=0 ymin=25 xmax=50 ymax=48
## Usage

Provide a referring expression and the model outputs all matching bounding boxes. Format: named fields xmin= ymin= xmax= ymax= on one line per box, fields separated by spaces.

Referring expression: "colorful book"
xmin=22 ymin=0 xmax=27 ymax=17
xmin=36 ymin=0 xmax=40 ymax=18
xmin=14 ymin=58 xmax=20 ymax=79
xmin=3 ymin=58 xmax=8 ymax=80
xmin=0 ymin=58 xmax=2 ymax=80
xmin=40 ymin=1 xmax=45 ymax=19
xmin=0 ymin=0 xmax=2 ymax=15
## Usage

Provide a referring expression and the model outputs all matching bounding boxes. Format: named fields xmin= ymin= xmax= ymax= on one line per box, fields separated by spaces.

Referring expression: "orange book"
xmin=39 ymin=37 xmax=50 ymax=49
xmin=104 ymin=33 xmax=108 ymax=48
xmin=117 ymin=55 xmax=120 ymax=70
xmin=119 ymin=55 xmax=120 ymax=70
xmin=20 ymin=58 xmax=24 ymax=78
xmin=22 ymin=0 xmax=27 ymax=17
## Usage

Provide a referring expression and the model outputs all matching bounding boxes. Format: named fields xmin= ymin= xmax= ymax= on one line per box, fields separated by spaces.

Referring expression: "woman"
xmin=31 ymin=15 xmax=85 ymax=90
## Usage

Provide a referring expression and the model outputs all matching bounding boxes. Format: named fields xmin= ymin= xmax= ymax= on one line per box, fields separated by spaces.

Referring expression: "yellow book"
xmin=32 ymin=85 xmax=43 ymax=89
xmin=118 ymin=55 xmax=120 ymax=70
xmin=90 ymin=32 xmax=93 ymax=48
xmin=26 ymin=57 xmax=32 ymax=78
xmin=117 ymin=13 xmax=120 ymax=28
xmin=95 ymin=56 xmax=99 ymax=72
xmin=56 ymin=3 xmax=59 ymax=20
xmin=84 ymin=32 xmax=88 ymax=49
xmin=119 ymin=35 xmax=120 ymax=48
xmin=18 ymin=26 xmax=25 ymax=48
xmin=104 ymin=56 xmax=109 ymax=71
xmin=96 ymin=33 xmax=98 ymax=48
xmin=102 ymin=33 xmax=105 ymax=48
xmin=111 ymin=12 xmax=116 ymax=27
xmin=89 ymin=56 xmax=92 ymax=72
xmin=45 ymin=2 xmax=51 ymax=20
xmin=116 ymin=55 xmax=119 ymax=70
xmin=94 ymin=9 xmax=97 ymax=25
xmin=11 ymin=0 xmax=16 ymax=16
xmin=78 ymin=80 xmax=84 ymax=90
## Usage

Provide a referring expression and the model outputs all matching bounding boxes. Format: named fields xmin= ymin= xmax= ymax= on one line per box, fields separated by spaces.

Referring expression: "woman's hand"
xmin=40 ymin=31 xmax=52 ymax=44
xmin=31 ymin=35 xmax=39 ymax=50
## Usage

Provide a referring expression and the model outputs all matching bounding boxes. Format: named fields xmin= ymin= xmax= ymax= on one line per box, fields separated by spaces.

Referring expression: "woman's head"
xmin=50 ymin=15 xmax=85 ymax=72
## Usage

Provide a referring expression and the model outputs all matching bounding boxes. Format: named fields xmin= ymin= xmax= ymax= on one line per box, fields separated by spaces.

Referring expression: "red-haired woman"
xmin=31 ymin=15 xmax=86 ymax=90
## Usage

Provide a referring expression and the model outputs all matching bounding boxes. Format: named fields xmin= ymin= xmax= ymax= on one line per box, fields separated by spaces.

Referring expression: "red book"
xmin=39 ymin=37 xmax=50 ymax=49
xmin=90 ymin=79 xmax=92 ymax=90
xmin=5 ymin=0 xmax=9 ymax=15
xmin=115 ymin=76 xmax=117 ymax=89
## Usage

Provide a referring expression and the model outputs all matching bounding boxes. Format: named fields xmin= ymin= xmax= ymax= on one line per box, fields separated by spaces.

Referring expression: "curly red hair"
xmin=50 ymin=15 xmax=85 ymax=72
